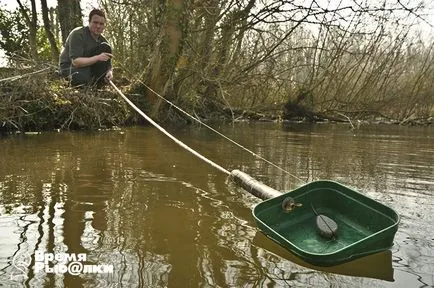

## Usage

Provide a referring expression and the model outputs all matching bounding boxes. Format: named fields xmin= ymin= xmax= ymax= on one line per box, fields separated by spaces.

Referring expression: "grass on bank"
xmin=0 ymin=66 xmax=133 ymax=133
xmin=0 ymin=66 xmax=432 ymax=134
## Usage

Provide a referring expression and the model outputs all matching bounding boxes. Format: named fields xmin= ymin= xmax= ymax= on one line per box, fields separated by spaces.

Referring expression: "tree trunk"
xmin=49 ymin=7 xmax=59 ymax=39
xmin=145 ymin=0 xmax=189 ymax=118
xmin=198 ymin=0 xmax=220 ymax=72
xmin=41 ymin=0 xmax=59 ymax=62
xmin=57 ymin=0 xmax=82 ymax=44
xmin=16 ymin=0 xmax=38 ymax=59
xmin=202 ymin=0 xmax=255 ymax=103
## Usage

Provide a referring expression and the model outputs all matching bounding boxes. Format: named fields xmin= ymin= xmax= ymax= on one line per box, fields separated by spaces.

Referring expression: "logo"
xmin=11 ymin=250 xmax=114 ymax=279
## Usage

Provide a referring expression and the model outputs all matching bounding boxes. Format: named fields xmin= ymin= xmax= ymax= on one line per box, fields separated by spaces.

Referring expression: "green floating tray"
xmin=253 ymin=180 xmax=399 ymax=266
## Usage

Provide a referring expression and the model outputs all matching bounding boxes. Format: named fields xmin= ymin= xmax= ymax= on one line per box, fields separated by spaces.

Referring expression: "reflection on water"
xmin=252 ymin=232 xmax=394 ymax=282
xmin=0 ymin=123 xmax=432 ymax=287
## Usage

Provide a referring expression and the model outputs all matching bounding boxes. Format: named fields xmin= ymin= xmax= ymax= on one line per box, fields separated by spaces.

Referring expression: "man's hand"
xmin=105 ymin=70 xmax=113 ymax=82
xmin=97 ymin=52 xmax=113 ymax=62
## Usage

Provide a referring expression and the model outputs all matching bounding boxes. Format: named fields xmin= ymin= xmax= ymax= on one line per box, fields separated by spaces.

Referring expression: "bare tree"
xmin=141 ymin=0 xmax=191 ymax=118
xmin=41 ymin=0 xmax=59 ymax=62
xmin=16 ymin=0 xmax=37 ymax=59
xmin=98 ymin=0 xmax=432 ymax=122
xmin=57 ymin=0 xmax=82 ymax=44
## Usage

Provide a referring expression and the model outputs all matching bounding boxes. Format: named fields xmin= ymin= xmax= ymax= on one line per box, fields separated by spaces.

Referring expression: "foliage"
xmin=36 ymin=27 xmax=60 ymax=62
xmin=0 ymin=7 xmax=30 ymax=62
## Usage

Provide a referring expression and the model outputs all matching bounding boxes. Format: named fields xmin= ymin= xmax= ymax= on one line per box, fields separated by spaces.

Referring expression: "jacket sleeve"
xmin=68 ymin=29 xmax=85 ymax=60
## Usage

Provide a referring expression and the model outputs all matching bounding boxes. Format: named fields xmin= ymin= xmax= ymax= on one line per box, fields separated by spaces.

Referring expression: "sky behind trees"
xmin=0 ymin=0 xmax=432 ymax=37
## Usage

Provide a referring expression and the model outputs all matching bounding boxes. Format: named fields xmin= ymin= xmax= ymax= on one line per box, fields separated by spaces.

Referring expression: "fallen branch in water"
xmin=335 ymin=112 xmax=356 ymax=130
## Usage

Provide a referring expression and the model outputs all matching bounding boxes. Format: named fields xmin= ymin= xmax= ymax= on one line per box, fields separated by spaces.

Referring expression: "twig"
xmin=61 ymin=107 xmax=77 ymax=130
xmin=218 ymin=81 xmax=234 ymax=123
xmin=0 ymin=67 xmax=51 ymax=83
xmin=335 ymin=111 xmax=355 ymax=129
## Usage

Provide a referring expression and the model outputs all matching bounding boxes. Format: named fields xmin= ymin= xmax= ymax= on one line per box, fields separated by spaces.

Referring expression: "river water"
xmin=0 ymin=122 xmax=432 ymax=287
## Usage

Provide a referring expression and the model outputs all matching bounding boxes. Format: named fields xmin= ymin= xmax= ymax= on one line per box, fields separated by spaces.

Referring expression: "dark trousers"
xmin=64 ymin=42 xmax=112 ymax=86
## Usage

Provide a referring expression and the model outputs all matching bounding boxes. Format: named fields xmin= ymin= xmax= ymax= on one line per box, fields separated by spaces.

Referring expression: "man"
xmin=59 ymin=9 xmax=113 ymax=86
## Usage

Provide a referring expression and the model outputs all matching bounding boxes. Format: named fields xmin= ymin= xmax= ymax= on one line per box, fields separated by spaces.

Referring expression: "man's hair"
xmin=89 ymin=9 xmax=106 ymax=22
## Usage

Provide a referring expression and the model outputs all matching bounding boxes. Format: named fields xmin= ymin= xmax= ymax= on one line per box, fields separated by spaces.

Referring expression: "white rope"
xmin=131 ymin=79 xmax=305 ymax=184
xmin=109 ymin=80 xmax=230 ymax=175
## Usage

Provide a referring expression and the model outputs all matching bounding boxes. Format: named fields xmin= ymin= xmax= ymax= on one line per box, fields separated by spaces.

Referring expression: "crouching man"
xmin=59 ymin=9 xmax=113 ymax=86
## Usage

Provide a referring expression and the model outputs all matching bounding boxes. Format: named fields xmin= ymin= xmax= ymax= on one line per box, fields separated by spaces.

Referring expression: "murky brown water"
xmin=0 ymin=123 xmax=432 ymax=287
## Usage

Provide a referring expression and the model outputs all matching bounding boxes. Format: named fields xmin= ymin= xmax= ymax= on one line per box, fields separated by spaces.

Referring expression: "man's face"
xmin=89 ymin=15 xmax=106 ymax=36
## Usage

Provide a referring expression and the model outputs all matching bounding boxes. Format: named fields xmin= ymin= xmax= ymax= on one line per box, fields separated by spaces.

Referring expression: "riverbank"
xmin=0 ymin=66 xmax=133 ymax=132
xmin=0 ymin=67 xmax=432 ymax=133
